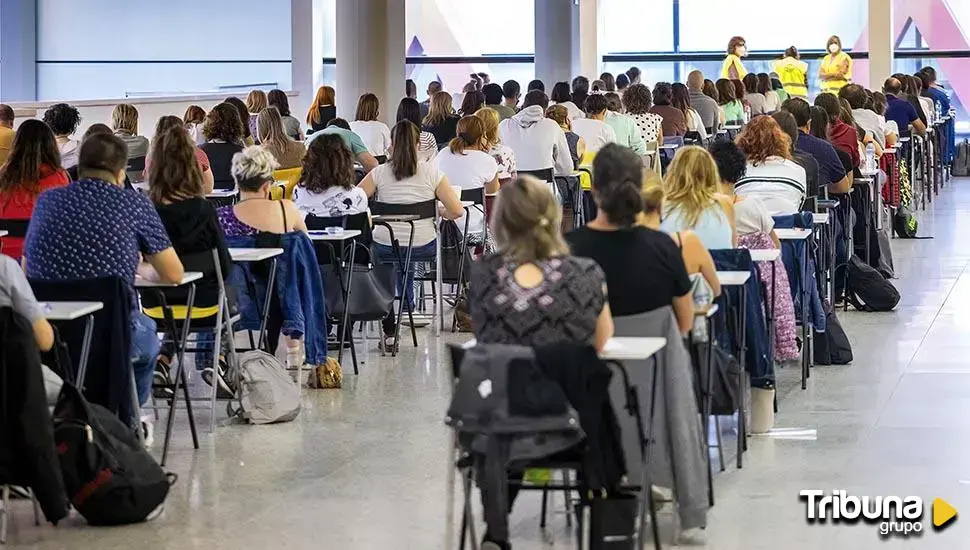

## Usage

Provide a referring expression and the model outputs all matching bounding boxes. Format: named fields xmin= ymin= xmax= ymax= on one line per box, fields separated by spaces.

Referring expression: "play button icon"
xmin=933 ymin=498 xmax=957 ymax=529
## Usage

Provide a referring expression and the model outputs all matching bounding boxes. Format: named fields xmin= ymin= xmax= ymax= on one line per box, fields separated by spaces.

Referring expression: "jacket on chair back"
xmin=0 ymin=307 xmax=68 ymax=523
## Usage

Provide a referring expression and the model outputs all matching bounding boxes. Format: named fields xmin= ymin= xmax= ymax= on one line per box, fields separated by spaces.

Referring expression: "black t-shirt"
xmin=199 ymin=142 xmax=244 ymax=190
xmin=566 ymin=225 xmax=692 ymax=317
xmin=154 ymin=197 xmax=232 ymax=307
xmin=423 ymin=116 xmax=460 ymax=147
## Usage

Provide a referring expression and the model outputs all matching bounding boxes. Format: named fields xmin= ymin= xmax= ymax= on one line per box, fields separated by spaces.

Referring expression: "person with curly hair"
xmin=734 ymin=116 xmax=807 ymax=214
xmin=199 ymin=102 xmax=245 ymax=190
xmin=42 ymin=103 xmax=82 ymax=169
xmin=623 ymin=83 xmax=663 ymax=146
xmin=293 ymin=133 xmax=367 ymax=218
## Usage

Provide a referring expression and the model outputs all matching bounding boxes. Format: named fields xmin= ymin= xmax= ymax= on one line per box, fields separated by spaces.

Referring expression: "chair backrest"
xmin=272 ymin=167 xmax=303 ymax=199
xmin=460 ymin=187 xmax=485 ymax=205
xmin=369 ymin=199 xmax=437 ymax=220
xmin=139 ymin=249 xmax=223 ymax=310
xmin=0 ymin=218 xmax=29 ymax=239
xmin=519 ymin=168 xmax=554 ymax=183
xmin=126 ymin=155 xmax=146 ymax=172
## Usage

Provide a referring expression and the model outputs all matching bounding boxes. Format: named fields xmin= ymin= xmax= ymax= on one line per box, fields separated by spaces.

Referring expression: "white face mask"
xmin=829 ymin=44 xmax=840 ymax=54
xmin=738 ymin=46 xmax=748 ymax=57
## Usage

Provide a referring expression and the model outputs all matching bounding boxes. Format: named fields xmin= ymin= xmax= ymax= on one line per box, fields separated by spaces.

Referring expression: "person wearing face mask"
xmin=819 ymin=35 xmax=852 ymax=94
xmin=721 ymin=36 xmax=749 ymax=80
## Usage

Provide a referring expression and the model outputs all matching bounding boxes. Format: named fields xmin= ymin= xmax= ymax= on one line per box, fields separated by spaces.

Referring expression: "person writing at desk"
xmin=819 ymin=36 xmax=852 ymax=94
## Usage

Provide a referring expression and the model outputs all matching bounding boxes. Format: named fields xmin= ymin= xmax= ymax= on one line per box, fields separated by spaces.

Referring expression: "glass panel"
xmin=601 ymin=0 xmax=673 ymax=54
xmin=406 ymin=0 xmax=534 ymax=56
xmin=406 ymin=63 xmax=534 ymax=100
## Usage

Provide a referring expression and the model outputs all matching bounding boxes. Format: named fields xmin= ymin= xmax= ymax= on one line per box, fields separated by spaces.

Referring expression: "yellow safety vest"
xmin=819 ymin=52 xmax=852 ymax=93
xmin=772 ymin=57 xmax=809 ymax=98
xmin=720 ymin=54 xmax=748 ymax=80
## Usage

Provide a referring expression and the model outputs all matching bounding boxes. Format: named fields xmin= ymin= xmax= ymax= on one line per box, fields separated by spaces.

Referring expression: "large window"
xmin=36 ymin=0 xmax=292 ymax=100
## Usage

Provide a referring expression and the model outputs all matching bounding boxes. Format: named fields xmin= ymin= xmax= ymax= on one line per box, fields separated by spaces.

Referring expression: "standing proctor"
xmin=773 ymin=47 xmax=809 ymax=99
xmin=721 ymin=36 xmax=749 ymax=80
xmin=819 ymin=36 xmax=852 ymax=94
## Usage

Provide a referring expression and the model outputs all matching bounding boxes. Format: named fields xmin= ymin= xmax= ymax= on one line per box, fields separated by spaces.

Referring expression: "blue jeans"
xmin=130 ymin=310 xmax=160 ymax=407
xmin=374 ymin=240 xmax=438 ymax=307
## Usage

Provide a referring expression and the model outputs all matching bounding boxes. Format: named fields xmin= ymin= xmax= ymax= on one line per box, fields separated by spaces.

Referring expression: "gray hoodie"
xmin=498 ymin=105 xmax=574 ymax=177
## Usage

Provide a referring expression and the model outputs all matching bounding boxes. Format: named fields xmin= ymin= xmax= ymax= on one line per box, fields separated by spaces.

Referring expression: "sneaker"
xmin=201 ymin=366 xmax=235 ymax=399
xmin=140 ymin=415 xmax=155 ymax=448
xmin=152 ymin=357 xmax=174 ymax=399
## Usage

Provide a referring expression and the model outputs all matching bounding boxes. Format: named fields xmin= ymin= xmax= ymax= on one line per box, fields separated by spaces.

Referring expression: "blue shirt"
xmin=924 ymin=86 xmax=951 ymax=114
xmin=885 ymin=95 xmax=919 ymax=137
xmin=24 ymin=178 xmax=171 ymax=292
xmin=796 ymin=131 xmax=847 ymax=188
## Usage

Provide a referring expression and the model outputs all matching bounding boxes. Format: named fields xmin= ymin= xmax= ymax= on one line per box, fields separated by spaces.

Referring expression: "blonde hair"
xmin=246 ymin=90 xmax=268 ymax=114
xmin=640 ymin=172 xmax=664 ymax=214
xmin=491 ymin=176 xmax=568 ymax=262
xmin=111 ymin=103 xmax=139 ymax=134
xmin=475 ymin=107 xmax=501 ymax=147
xmin=256 ymin=106 xmax=290 ymax=163
xmin=231 ymin=146 xmax=279 ymax=191
xmin=662 ymin=146 xmax=721 ymax=227
xmin=423 ymin=91 xmax=454 ymax=126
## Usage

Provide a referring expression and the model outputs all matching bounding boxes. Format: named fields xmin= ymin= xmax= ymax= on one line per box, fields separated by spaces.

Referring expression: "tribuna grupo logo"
xmin=799 ymin=490 xmax=958 ymax=537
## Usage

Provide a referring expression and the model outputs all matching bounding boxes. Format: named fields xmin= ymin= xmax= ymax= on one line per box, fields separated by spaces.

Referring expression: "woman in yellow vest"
xmin=772 ymin=46 xmax=809 ymax=98
xmin=819 ymin=35 xmax=852 ymax=94
xmin=721 ymin=36 xmax=749 ymax=80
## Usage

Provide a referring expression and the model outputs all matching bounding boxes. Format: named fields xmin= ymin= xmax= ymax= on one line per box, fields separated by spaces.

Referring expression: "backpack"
xmin=953 ymin=139 xmax=970 ymax=177
xmin=893 ymin=205 xmax=932 ymax=240
xmin=814 ymin=309 xmax=853 ymax=365
xmin=438 ymin=219 xmax=475 ymax=285
xmin=846 ymin=255 xmax=900 ymax=312
xmin=234 ymin=350 xmax=301 ymax=424
xmin=52 ymin=383 xmax=174 ymax=526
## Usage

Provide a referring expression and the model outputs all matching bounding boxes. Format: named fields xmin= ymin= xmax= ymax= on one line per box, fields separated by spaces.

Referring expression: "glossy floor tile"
xmin=8 ymin=181 xmax=970 ymax=549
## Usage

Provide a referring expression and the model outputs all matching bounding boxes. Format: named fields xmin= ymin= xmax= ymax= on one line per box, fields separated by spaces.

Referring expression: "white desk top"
xmin=775 ymin=228 xmax=813 ymax=240
xmin=718 ymin=271 xmax=751 ymax=286
xmin=859 ymin=168 xmax=880 ymax=177
xmin=812 ymin=212 xmax=829 ymax=225
xmin=659 ymin=144 xmax=681 ymax=150
xmin=42 ymin=301 xmax=104 ymax=321
xmin=307 ymin=229 xmax=362 ymax=241
xmin=207 ymin=189 xmax=238 ymax=198
xmin=723 ymin=124 xmax=743 ymax=130
xmin=599 ymin=337 xmax=667 ymax=361
xmin=229 ymin=248 xmax=284 ymax=262
xmin=0 ymin=230 xmax=7 ymax=237
xmin=748 ymin=249 xmax=781 ymax=262
xmin=898 ymin=137 xmax=911 ymax=143
xmin=135 ymin=271 xmax=204 ymax=288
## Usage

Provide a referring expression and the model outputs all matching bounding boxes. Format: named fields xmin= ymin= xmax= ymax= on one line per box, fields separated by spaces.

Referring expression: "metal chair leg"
xmin=30 ymin=489 xmax=39 ymax=527
xmin=1 ymin=485 xmax=9 ymax=545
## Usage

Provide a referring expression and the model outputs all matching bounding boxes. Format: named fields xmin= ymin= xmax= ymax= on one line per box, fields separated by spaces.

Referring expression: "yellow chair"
xmin=272 ymin=167 xmax=303 ymax=199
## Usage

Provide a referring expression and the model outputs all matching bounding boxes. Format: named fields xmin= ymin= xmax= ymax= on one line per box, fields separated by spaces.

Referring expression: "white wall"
xmin=36 ymin=0 xmax=292 ymax=101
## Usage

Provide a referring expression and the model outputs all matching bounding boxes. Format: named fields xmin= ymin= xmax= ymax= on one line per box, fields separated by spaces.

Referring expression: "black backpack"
xmin=814 ymin=309 xmax=853 ymax=365
xmin=846 ymin=255 xmax=900 ymax=312
xmin=53 ymin=383 xmax=175 ymax=525
xmin=438 ymin=219 xmax=475 ymax=285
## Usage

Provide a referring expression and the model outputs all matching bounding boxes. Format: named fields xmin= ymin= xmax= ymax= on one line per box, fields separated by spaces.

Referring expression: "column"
xmin=335 ymin=0 xmax=406 ymax=126
xmin=573 ymin=0 xmax=603 ymax=81
xmin=0 ymin=0 xmax=37 ymax=101
xmin=868 ymin=0 xmax=894 ymax=90
xmin=291 ymin=0 xmax=327 ymax=124
xmin=534 ymin=0 xmax=574 ymax=89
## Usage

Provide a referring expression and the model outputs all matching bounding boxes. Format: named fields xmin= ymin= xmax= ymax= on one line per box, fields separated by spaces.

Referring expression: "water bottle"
xmin=743 ymin=106 xmax=751 ymax=125
xmin=865 ymin=142 xmax=876 ymax=173
xmin=935 ymin=101 xmax=943 ymax=121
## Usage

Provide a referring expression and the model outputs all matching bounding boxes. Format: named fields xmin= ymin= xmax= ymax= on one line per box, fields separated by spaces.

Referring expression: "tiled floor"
xmin=9 ymin=181 xmax=970 ymax=549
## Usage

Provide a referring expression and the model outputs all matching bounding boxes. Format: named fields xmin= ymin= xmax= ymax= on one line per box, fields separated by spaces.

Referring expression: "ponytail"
xmin=389 ymin=121 xmax=418 ymax=180
xmin=448 ymin=116 xmax=486 ymax=155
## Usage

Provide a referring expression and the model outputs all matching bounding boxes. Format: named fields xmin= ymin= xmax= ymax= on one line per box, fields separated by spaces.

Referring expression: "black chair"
xmin=370 ymin=200 xmax=437 ymax=353
xmin=0 ymin=219 xmax=28 ymax=256
xmin=518 ymin=168 xmax=554 ymax=182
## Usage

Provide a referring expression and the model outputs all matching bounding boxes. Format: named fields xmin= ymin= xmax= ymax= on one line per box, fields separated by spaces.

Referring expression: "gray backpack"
xmin=235 ymin=350 xmax=301 ymax=424
xmin=953 ymin=139 xmax=970 ymax=177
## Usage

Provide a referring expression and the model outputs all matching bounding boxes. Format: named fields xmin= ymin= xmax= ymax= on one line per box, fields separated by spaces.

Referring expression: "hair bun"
xmin=458 ymin=132 xmax=474 ymax=143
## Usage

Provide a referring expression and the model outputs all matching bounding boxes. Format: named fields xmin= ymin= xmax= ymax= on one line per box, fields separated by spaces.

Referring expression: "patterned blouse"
xmin=630 ymin=112 xmax=664 ymax=145
xmin=469 ymin=254 xmax=606 ymax=347
xmin=488 ymin=143 xmax=517 ymax=181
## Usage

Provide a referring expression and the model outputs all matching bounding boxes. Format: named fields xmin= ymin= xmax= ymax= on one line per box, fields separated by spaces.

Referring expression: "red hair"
xmin=736 ymin=116 xmax=792 ymax=165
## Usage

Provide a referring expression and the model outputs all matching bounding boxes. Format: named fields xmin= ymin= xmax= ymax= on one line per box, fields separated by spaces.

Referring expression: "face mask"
xmin=738 ymin=46 xmax=748 ymax=57
xmin=829 ymin=44 xmax=839 ymax=54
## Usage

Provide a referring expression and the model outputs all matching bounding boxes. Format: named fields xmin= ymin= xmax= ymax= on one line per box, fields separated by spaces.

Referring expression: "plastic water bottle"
xmin=865 ymin=142 xmax=876 ymax=173
xmin=935 ymin=101 xmax=943 ymax=121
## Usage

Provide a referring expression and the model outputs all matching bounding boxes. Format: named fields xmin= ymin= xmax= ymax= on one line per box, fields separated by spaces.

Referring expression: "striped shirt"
xmin=735 ymin=157 xmax=807 ymax=215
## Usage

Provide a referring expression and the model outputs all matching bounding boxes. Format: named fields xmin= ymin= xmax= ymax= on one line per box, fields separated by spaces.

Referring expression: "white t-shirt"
xmin=571 ymin=118 xmax=617 ymax=155
xmin=293 ymin=185 xmax=369 ymax=218
xmin=350 ymin=120 xmax=392 ymax=157
xmin=852 ymin=109 xmax=887 ymax=148
xmin=436 ymin=148 xmax=498 ymax=237
xmin=735 ymin=157 xmax=807 ymax=215
xmin=686 ymin=109 xmax=709 ymax=140
xmin=372 ymin=161 xmax=443 ymax=247
xmin=555 ymin=101 xmax=585 ymax=122
xmin=733 ymin=196 xmax=775 ymax=236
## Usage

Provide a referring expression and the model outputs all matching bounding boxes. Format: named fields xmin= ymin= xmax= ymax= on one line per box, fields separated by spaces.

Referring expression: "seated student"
xmin=771 ymin=110 xmax=820 ymax=206
xmin=716 ymin=78 xmax=745 ymax=125
xmin=42 ymin=103 xmax=82 ymax=169
xmin=545 ymin=104 xmax=585 ymax=167
xmin=225 ymin=96 xmax=255 ymax=146
xmin=245 ymin=90 xmax=268 ymax=141
xmin=550 ymin=81 xmax=585 ymax=122
xmin=499 ymin=90 xmax=574 ymax=179
xmin=527 ymin=79 xmax=545 ymax=93
xmin=294 ymin=133 xmax=368 ymax=218
xmin=24 ymin=133 xmax=185 ymax=443
xmin=870 ymin=91 xmax=899 ymax=147
xmin=496 ymin=80 xmax=520 ymax=120
xmin=67 ymin=124 xmax=136 ymax=192
xmin=359 ymin=121 xmax=463 ymax=343
xmin=436 ymin=115 xmax=500 ymax=243
xmin=306 ymin=86 xmax=338 ymax=134
xmin=306 ymin=118 xmax=379 ymax=173
xmin=476 ymin=107 xmax=517 ymax=185
xmin=111 ymin=104 xmax=150 ymax=183
xmin=470 ymin=175 xmax=613 ymax=351
xmin=200 ymin=103 xmax=246 ymax=191
xmin=604 ymin=92 xmax=647 ymax=154
xmin=650 ymin=82 xmax=688 ymax=137
xmin=0 ymin=120 xmax=70 ymax=259
xmin=145 ymin=116 xmax=214 ymax=193
xmin=809 ymin=106 xmax=855 ymax=181
xmin=623 ymin=83 xmax=664 ymax=147
xmin=0 ymin=254 xmax=54 ymax=351
xmin=742 ymin=74 xmax=767 ymax=116
xmin=734 ymin=116 xmax=808 ymax=215
xmin=565 ymin=144 xmax=697 ymax=334
xmin=396 ymin=97 xmax=438 ymax=164
xmin=147 ymin=124 xmax=232 ymax=394
xmin=571 ymin=93 xmax=617 ymax=155
xmin=422 ymin=91 xmax=462 ymax=147
xmin=710 ymin=140 xmax=781 ymax=247
xmin=350 ymin=93 xmax=392 ymax=158
xmin=0 ymin=104 xmax=14 ymax=166
xmin=615 ymin=73 xmax=630 ymax=93
xmin=459 ymin=90 xmax=485 ymax=117
xmin=883 ymin=77 xmax=926 ymax=137
xmin=672 ymin=83 xmax=710 ymax=141
xmin=268 ymin=89 xmax=304 ymax=141
xmin=257 ymin=106 xmax=306 ymax=169
xmin=660 ymin=146 xmax=737 ymax=249
xmin=780 ymin=97 xmax=851 ymax=194
xmin=841 ymin=84 xmax=886 ymax=148
xmin=183 ymin=105 xmax=207 ymax=146
xmin=814 ymin=93 xmax=860 ymax=168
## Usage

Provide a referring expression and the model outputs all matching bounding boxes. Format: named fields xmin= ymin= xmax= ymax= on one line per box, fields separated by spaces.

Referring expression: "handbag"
xmin=321 ymin=246 xmax=396 ymax=322
xmin=587 ymin=493 xmax=637 ymax=549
